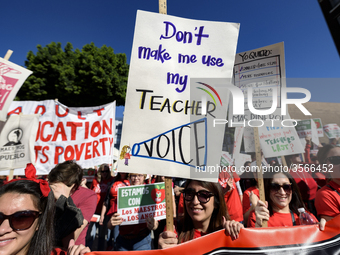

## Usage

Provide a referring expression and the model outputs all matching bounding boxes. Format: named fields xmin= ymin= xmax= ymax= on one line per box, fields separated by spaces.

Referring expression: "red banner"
xmin=86 ymin=215 xmax=340 ymax=254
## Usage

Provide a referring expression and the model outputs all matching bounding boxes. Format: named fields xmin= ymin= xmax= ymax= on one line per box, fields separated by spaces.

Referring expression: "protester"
xmin=248 ymin=170 xmax=318 ymax=227
xmin=48 ymin=160 xmax=97 ymax=248
xmin=219 ymin=168 xmax=243 ymax=223
xmin=286 ymin=151 xmax=318 ymax=217
xmin=315 ymin=144 xmax=340 ymax=223
xmin=158 ymin=180 xmax=243 ymax=249
xmin=100 ymin=172 xmax=129 ymax=250
xmin=107 ymin=173 xmax=158 ymax=251
xmin=87 ymin=163 xmax=114 ymax=250
xmin=0 ymin=164 xmax=90 ymax=255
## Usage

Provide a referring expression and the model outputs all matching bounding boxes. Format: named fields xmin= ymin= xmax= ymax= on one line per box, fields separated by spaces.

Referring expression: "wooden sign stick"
xmin=253 ymin=127 xmax=267 ymax=227
xmin=158 ymin=0 xmax=174 ymax=232
xmin=3 ymin=50 xmax=14 ymax=181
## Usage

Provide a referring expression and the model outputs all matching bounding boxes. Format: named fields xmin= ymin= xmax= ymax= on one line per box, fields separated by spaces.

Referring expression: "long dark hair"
xmin=263 ymin=170 xmax=306 ymax=216
xmin=179 ymin=180 xmax=229 ymax=243
xmin=0 ymin=180 xmax=55 ymax=255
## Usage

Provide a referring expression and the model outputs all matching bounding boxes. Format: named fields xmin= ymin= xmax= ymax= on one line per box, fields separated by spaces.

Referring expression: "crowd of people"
xmin=0 ymin=136 xmax=339 ymax=254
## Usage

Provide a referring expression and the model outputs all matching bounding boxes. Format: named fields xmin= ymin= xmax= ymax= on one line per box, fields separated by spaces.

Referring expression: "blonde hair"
xmin=120 ymin=145 xmax=130 ymax=160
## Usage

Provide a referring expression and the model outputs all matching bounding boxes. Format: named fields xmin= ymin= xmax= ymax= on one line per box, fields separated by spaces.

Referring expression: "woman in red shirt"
xmin=158 ymin=180 xmax=243 ymax=249
xmin=315 ymin=144 xmax=340 ymax=223
xmin=248 ymin=170 xmax=317 ymax=227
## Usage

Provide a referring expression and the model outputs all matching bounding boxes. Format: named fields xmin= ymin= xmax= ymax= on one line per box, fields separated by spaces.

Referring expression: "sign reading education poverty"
xmin=117 ymin=182 xmax=166 ymax=225
xmin=6 ymin=100 xmax=115 ymax=174
xmin=229 ymin=42 xmax=287 ymax=125
xmin=119 ymin=10 xmax=239 ymax=181
xmin=0 ymin=114 xmax=39 ymax=170
xmin=258 ymin=120 xmax=304 ymax=158
xmin=0 ymin=57 xmax=32 ymax=121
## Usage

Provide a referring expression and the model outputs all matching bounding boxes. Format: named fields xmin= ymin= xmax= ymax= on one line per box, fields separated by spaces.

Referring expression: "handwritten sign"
xmin=7 ymin=100 xmax=115 ymax=174
xmin=119 ymin=10 xmax=239 ymax=181
xmin=0 ymin=58 xmax=32 ymax=121
xmin=233 ymin=126 xmax=244 ymax=158
xmin=258 ymin=120 xmax=304 ymax=157
xmin=229 ymin=42 xmax=286 ymax=124
xmin=117 ymin=182 xmax=166 ymax=225
xmin=323 ymin=124 xmax=340 ymax=139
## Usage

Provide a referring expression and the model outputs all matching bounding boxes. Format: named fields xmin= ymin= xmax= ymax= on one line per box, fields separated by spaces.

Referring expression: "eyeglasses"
xmin=0 ymin=210 xmax=41 ymax=231
xmin=270 ymin=183 xmax=292 ymax=193
xmin=183 ymin=189 xmax=214 ymax=204
xmin=326 ymin=156 xmax=340 ymax=165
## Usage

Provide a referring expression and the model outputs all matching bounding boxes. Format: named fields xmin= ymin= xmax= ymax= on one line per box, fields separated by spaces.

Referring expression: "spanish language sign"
xmin=0 ymin=58 xmax=32 ymax=121
xmin=0 ymin=114 xmax=39 ymax=170
xmin=6 ymin=100 xmax=115 ymax=174
xmin=117 ymin=182 xmax=166 ymax=225
xmin=229 ymin=42 xmax=286 ymax=124
xmin=119 ymin=10 xmax=239 ymax=181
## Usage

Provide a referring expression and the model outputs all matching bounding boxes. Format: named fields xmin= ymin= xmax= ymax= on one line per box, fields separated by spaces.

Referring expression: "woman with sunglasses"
xmin=315 ymin=144 xmax=340 ymax=223
xmin=248 ymin=170 xmax=317 ymax=228
xmin=158 ymin=180 xmax=243 ymax=249
xmin=0 ymin=164 xmax=90 ymax=255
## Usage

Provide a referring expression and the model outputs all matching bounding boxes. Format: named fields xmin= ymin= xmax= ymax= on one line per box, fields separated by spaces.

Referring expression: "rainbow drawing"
xmin=196 ymin=82 xmax=223 ymax=106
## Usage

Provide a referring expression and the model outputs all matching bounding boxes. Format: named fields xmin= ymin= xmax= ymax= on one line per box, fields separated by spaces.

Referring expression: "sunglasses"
xmin=0 ymin=210 xmax=41 ymax=231
xmin=270 ymin=183 xmax=292 ymax=193
xmin=326 ymin=156 xmax=340 ymax=165
xmin=100 ymin=170 xmax=110 ymax=173
xmin=183 ymin=189 xmax=214 ymax=204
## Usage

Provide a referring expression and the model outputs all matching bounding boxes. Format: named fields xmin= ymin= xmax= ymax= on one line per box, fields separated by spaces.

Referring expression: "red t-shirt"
xmin=242 ymin=186 xmax=259 ymax=214
xmin=289 ymin=167 xmax=318 ymax=201
xmin=71 ymin=187 xmax=97 ymax=245
xmin=219 ymin=171 xmax=243 ymax=222
xmin=91 ymin=176 xmax=114 ymax=214
xmin=315 ymin=180 xmax=340 ymax=218
xmin=106 ymin=179 xmax=130 ymax=215
xmin=248 ymin=210 xmax=318 ymax=227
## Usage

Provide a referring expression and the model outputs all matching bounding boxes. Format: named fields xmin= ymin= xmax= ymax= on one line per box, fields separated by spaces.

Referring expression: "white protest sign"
xmin=258 ymin=120 xmax=304 ymax=157
xmin=117 ymin=183 xmax=166 ymax=225
xmin=310 ymin=119 xmax=320 ymax=146
xmin=0 ymin=114 xmax=39 ymax=170
xmin=313 ymin=118 xmax=324 ymax=137
xmin=229 ymin=42 xmax=286 ymax=124
xmin=323 ymin=124 xmax=340 ymax=139
xmin=243 ymin=126 xmax=255 ymax=152
xmin=6 ymin=100 xmax=115 ymax=174
xmin=221 ymin=151 xmax=234 ymax=166
xmin=119 ymin=10 xmax=239 ymax=182
xmin=234 ymin=153 xmax=252 ymax=175
xmin=0 ymin=58 xmax=32 ymax=121
xmin=233 ymin=126 xmax=244 ymax=158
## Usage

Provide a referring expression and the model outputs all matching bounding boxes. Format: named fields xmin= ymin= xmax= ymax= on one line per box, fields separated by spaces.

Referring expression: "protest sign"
xmin=119 ymin=10 xmax=239 ymax=181
xmin=6 ymin=100 xmax=115 ymax=174
xmin=295 ymin=119 xmax=320 ymax=145
xmin=243 ymin=126 xmax=255 ymax=152
xmin=258 ymin=120 xmax=304 ymax=158
xmin=313 ymin=118 xmax=324 ymax=137
xmin=232 ymin=126 xmax=243 ymax=158
xmin=0 ymin=57 xmax=32 ymax=121
xmin=323 ymin=123 xmax=340 ymax=139
xmin=234 ymin=153 xmax=252 ymax=174
xmin=229 ymin=42 xmax=286 ymax=124
xmin=117 ymin=182 xmax=166 ymax=225
xmin=87 ymin=215 xmax=340 ymax=255
xmin=220 ymin=151 xmax=233 ymax=167
xmin=0 ymin=114 xmax=39 ymax=170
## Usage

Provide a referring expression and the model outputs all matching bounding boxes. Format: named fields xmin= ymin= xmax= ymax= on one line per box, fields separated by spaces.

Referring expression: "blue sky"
xmin=2 ymin=0 xmax=339 ymax=117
